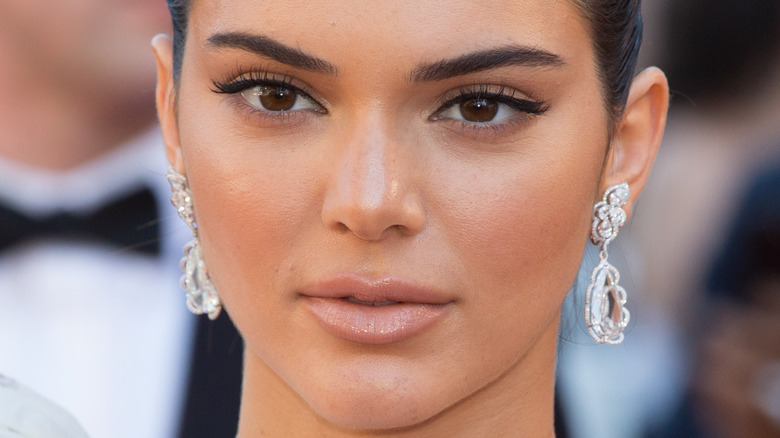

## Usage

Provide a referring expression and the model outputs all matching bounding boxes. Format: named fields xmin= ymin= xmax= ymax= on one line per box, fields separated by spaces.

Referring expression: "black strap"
xmin=177 ymin=313 xmax=243 ymax=438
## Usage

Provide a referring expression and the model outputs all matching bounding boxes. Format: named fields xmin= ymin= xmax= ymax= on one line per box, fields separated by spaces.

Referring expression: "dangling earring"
xmin=585 ymin=182 xmax=630 ymax=344
xmin=167 ymin=166 xmax=222 ymax=320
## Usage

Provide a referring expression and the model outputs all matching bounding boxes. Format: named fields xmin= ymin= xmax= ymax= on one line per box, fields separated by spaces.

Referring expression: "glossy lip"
xmin=300 ymin=276 xmax=453 ymax=344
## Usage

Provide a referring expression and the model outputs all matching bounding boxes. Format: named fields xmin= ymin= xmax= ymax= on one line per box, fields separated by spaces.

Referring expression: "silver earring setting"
xmin=167 ymin=166 xmax=222 ymax=320
xmin=585 ymin=182 xmax=630 ymax=344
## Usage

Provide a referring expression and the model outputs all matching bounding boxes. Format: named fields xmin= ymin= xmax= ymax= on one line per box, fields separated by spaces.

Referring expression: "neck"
xmin=0 ymin=40 xmax=156 ymax=170
xmin=236 ymin=318 xmax=560 ymax=438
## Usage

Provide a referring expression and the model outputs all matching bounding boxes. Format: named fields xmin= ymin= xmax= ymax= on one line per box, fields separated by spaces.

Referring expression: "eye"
xmin=240 ymin=85 xmax=321 ymax=112
xmin=432 ymin=87 xmax=548 ymax=124
xmin=438 ymin=97 xmax=517 ymax=123
xmin=211 ymin=71 xmax=326 ymax=115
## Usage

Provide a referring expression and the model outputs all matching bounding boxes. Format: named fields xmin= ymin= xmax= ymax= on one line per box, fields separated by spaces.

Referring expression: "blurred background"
xmin=0 ymin=1 xmax=241 ymax=437
xmin=558 ymin=1 xmax=780 ymax=437
xmin=0 ymin=0 xmax=778 ymax=437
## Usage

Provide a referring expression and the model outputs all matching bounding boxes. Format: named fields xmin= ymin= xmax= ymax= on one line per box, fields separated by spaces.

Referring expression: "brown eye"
xmin=459 ymin=98 xmax=498 ymax=122
xmin=435 ymin=93 xmax=522 ymax=124
xmin=240 ymin=85 xmax=320 ymax=112
xmin=259 ymin=86 xmax=296 ymax=111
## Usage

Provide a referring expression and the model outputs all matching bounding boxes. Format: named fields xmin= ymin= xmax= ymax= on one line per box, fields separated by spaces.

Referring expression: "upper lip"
xmin=299 ymin=275 xmax=452 ymax=305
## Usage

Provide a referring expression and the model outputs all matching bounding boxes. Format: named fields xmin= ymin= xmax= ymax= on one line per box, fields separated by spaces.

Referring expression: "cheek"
xmin=470 ymin=167 xmax=593 ymax=281
xmin=176 ymin=115 xmax=320 ymax=327
xmin=434 ymin=136 xmax=606 ymax=332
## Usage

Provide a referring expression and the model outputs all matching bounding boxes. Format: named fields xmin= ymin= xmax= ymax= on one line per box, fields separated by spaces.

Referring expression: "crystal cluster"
xmin=167 ymin=167 xmax=196 ymax=232
xmin=167 ymin=166 xmax=222 ymax=320
xmin=180 ymin=240 xmax=221 ymax=320
xmin=591 ymin=182 xmax=629 ymax=245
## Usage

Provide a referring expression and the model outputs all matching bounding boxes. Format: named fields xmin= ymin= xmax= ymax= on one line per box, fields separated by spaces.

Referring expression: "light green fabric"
xmin=0 ymin=375 xmax=88 ymax=438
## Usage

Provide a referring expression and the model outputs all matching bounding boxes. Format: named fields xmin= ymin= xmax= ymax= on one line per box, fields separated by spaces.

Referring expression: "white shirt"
xmin=0 ymin=129 xmax=195 ymax=438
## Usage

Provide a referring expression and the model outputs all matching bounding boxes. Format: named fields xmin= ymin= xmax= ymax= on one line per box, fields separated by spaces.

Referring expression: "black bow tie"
xmin=0 ymin=187 xmax=160 ymax=256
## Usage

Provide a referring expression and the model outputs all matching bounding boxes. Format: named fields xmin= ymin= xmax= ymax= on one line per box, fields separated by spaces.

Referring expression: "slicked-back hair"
xmin=571 ymin=0 xmax=643 ymax=131
xmin=168 ymin=0 xmax=189 ymax=83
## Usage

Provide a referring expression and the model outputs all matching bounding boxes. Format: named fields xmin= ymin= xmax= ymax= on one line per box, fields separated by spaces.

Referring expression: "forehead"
xmin=187 ymin=0 xmax=592 ymax=73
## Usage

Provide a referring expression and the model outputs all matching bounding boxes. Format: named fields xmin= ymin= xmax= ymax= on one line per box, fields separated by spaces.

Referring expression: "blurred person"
xmin=557 ymin=1 xmax=780 ymax=437
xmin=628 ymin=0 xmax=780 ymax=436
xmin=691 ymin=162 xmax=780 ymax=437
xmin=0 ymin=2 xmax=240 ymax=437
xmin=633 ymin=0 xmax=780 ymax=326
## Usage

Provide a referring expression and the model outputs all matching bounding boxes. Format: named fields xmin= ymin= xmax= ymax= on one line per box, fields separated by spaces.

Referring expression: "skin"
xmin=0 ymin=0 xmax=170 ymax=169
xmin=154 ymin=0 xmax=669 ymax=436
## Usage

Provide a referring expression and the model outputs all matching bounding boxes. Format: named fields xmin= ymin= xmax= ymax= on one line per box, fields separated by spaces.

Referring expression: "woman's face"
xmin=172 ymin=0 xmax=609 ymax=430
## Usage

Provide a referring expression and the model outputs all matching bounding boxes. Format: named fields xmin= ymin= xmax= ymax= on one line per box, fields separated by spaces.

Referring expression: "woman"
xmin=152 ymin=0 xmax=669 ymax=436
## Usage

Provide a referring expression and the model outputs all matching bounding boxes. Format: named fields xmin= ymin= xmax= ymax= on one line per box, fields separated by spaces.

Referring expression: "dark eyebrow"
xmin=206 ymin=32 xmax=337 ymax=75
xmin=410 ymin=46 xmax=564 ymax=83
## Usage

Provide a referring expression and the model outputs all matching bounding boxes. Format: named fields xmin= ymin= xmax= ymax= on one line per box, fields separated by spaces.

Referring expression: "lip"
xmin=300 ymin=276 xmax=452 ymax=344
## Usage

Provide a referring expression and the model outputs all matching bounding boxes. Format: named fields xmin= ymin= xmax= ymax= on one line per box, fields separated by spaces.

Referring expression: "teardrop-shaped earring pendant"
xmin=585 ymin=260 xmax=630 ymax=344
xmin=585 ymin=182 xmax=630 ymax=344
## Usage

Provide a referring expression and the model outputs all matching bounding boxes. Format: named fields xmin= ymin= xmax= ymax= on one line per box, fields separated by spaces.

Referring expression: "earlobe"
xmin=151 ymin=34 xmax=185 ymax=172
xmin=603 ymin=67 xmax=669 ymax=218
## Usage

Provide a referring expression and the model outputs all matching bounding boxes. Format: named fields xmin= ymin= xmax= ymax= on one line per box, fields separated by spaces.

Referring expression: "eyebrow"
xmin=206 ymin=32 xmax=338 ymax=75
xmin=410 ymin=47 xmax=565 ymax=83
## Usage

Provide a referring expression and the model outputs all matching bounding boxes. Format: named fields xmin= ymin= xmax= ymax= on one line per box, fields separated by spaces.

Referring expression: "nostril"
xmin=332 ymin=222 xmax=350 ymax=234
xmin=319 ymin=143 xmax=426 ymax=241
xmin=389 ymin=224 xmax=412 ymax=236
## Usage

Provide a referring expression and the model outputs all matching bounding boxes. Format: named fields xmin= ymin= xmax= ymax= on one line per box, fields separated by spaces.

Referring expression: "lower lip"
xmin=303 ymin=298 xmax=451 ymax=344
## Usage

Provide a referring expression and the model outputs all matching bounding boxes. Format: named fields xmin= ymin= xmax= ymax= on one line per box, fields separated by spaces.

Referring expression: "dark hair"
xmin=166 ymin=0 xmax=642 ymax=126
xmin=571 ymin=0 xmax=643 ymax=130
xmin=167 ymin=0 xmax=189 ymax=83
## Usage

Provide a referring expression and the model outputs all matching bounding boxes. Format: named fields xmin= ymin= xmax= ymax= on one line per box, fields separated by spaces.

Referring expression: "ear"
xmin=602 ymin=67 xmax=669 ymax=219
xmin=152 ymin=34 xmax=185 ymax=172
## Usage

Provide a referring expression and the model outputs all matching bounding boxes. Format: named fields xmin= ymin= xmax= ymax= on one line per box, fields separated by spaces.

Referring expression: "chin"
xmin=308 ymin=392 xmax=437 ymax=432
xmin=298 ymin=365 xmax=448 ymax=432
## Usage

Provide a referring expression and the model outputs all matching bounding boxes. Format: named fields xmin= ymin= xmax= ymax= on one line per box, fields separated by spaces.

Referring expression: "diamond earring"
xmin=585 ymin=182 xmax=630 ymax=344
xmin=167 ymin=166 xmax=222 ymax=320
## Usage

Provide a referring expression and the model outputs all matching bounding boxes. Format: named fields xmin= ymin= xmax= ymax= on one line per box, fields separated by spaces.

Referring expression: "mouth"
xmin=345 ymin=297 xmax=398 ymax=306
xmin=301 ymin=275 xmax=452 ymax=304
xmin=300 ymin=275 xmax=452 ymax=344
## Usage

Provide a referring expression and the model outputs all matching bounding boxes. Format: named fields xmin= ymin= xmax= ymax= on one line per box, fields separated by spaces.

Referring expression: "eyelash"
xmin=431 ymin=85 xmax=548 ymax=132
xmin=214 ymin=70 xmax=296 ymax=95
xmin=211 ymin=70 xmax=548 ymax=135
xmin=211 ymin=70 xmax=326 ymax=119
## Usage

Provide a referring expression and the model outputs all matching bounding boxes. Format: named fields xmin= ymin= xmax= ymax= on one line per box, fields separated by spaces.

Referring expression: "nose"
xmin=321 ymin=118 xmax=425 ymax=241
